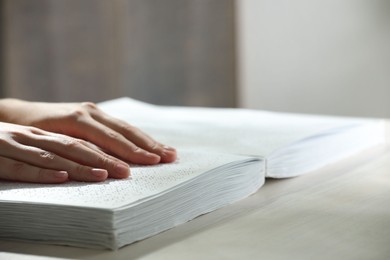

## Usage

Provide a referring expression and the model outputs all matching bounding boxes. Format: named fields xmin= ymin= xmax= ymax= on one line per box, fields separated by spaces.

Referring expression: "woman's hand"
xmin=0 ymin=122 xmax=131 ymax=183
xmin=0 ymin=99 xmax=177 ymax=183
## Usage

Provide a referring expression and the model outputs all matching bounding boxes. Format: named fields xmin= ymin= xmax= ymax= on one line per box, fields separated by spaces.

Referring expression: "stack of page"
xmin=0 ymin=97 xmax=387 ymax=249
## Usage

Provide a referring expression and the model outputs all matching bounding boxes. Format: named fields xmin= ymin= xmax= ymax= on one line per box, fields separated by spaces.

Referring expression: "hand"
xmin=0 ymin=122 xmax=131 ymax=183
xmin=0 ymin=99 xmax=177 ymax=178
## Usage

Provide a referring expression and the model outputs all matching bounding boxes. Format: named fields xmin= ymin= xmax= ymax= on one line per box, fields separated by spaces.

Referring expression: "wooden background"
xmin=0 ymin=0 xmax=236 ymax=107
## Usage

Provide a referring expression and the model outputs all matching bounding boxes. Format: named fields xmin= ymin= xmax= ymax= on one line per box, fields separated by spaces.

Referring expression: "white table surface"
xmin=1 ymin=127 xmax=389 ymax=260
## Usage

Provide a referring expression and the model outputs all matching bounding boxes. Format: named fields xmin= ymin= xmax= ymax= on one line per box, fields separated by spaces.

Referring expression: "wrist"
xmin=0 ymin=98 xmax=28 ymax=123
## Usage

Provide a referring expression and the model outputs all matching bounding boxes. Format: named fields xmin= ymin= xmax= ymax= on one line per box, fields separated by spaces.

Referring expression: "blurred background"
xmin=0 ymin=0 xmax=389 ymax=117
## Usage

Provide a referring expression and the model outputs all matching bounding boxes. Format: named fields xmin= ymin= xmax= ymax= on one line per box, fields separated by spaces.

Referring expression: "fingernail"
xmin=163 ymin=146 xmax=176 ymax=152
xmin=115 ymin=163 xmax=130 ymax=177
xmin=91 ymin=168 xmax=108 ymax=177
xmin=146 ymin=151 xmax=161 ymax=159
xmin=55 ymin=171 xmax=68 ymax=178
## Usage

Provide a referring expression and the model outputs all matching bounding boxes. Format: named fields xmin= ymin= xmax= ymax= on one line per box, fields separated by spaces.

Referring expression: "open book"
xmin=0 ymin=98 xmax=387 ymax=249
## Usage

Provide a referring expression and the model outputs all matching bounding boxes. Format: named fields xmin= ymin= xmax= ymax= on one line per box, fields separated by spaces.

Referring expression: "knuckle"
xmin=36 ymin=168 xmax=48 ymax=181
xmin=84 ymin=141 xmax=101 ymax=151
xmin=149 ymin=141 xmax=160 ymax=151
xmin=130 ymin=146 xmax=142 ymax=155
xmin=29 ymin=126 xmax=46 ymax=135
xmin=73 ymin=164 xmax=87 ymax=175
xmin=107 ymin=131 xmax=120 ymax=140
xmin=67 ymin=108 xmax=88 ymax=122
xmin=96 ymin=155 xmax=111 ymax=168
xmin=12 ymin=161 xmax=25 ymax=173
xmin=26 ymin=126 xmax=41 ymax=134
xmin=81 ymin=102 xmax=98 ymax=110
xmin=61 ymin=137 xmax=80 ymax=149
xmin=7 ymin=129 xmax=27 ymax=141
xmin=39 ymin=151 xmax=56 ymax=164
xmin=122 ymin=145 xmax=141 ymax=160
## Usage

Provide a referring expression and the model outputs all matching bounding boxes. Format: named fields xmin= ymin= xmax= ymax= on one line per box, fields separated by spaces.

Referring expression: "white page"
xmin=99 ymin=97 xmax=382 ymax=158
xmin=0 ymin=151 xmax=256 ymax=209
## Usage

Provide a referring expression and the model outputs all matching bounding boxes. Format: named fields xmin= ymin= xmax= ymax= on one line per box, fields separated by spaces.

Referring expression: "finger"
xmin=69 ymin=116 xmax=161 ymax=165
xmin=71 ymin=139 xmax=131 ymax=178
xmin=90 ymin=110 xmax=177 ymax=163
xmin=15 ymin=133 xmax=130 ymax=179
xmin=0 ymin=156 xmax=68 ymax=184
xmin=2 ymin=141 xmax=108 ymax=182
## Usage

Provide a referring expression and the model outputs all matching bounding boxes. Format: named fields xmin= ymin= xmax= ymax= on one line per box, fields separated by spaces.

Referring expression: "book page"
xmin=0 ymin=151 xmax=258 ymax=209
xmin=99 ymin=97 xmax=379 ymax=157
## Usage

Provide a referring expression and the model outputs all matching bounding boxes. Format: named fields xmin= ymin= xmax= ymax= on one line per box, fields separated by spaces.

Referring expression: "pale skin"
xmin=0 ymin=99 xmax=177 ymax=184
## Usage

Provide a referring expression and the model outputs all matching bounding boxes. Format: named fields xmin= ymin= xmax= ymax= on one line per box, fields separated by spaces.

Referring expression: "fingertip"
xmin=131 ymin=151 xmax=161 ymax=165
xmin=143 ymin=152 xmax=161 ymax=164
xmin=91 ymin=168 xmax=109 ymax=181
xmin=66 ymin=167 xmax=108 ymax=182
xmin=161 ymin=153 xmax=177 ymax=163
xmin=160 ymin=146 xmax=177 ymax=163
xmin=54 ymin=171 xmax=69 ymax=180
xmin=112 ymin=163 xmax=131 ymax=179
xmin=44 ymin=170 xmax=68 ymax=184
